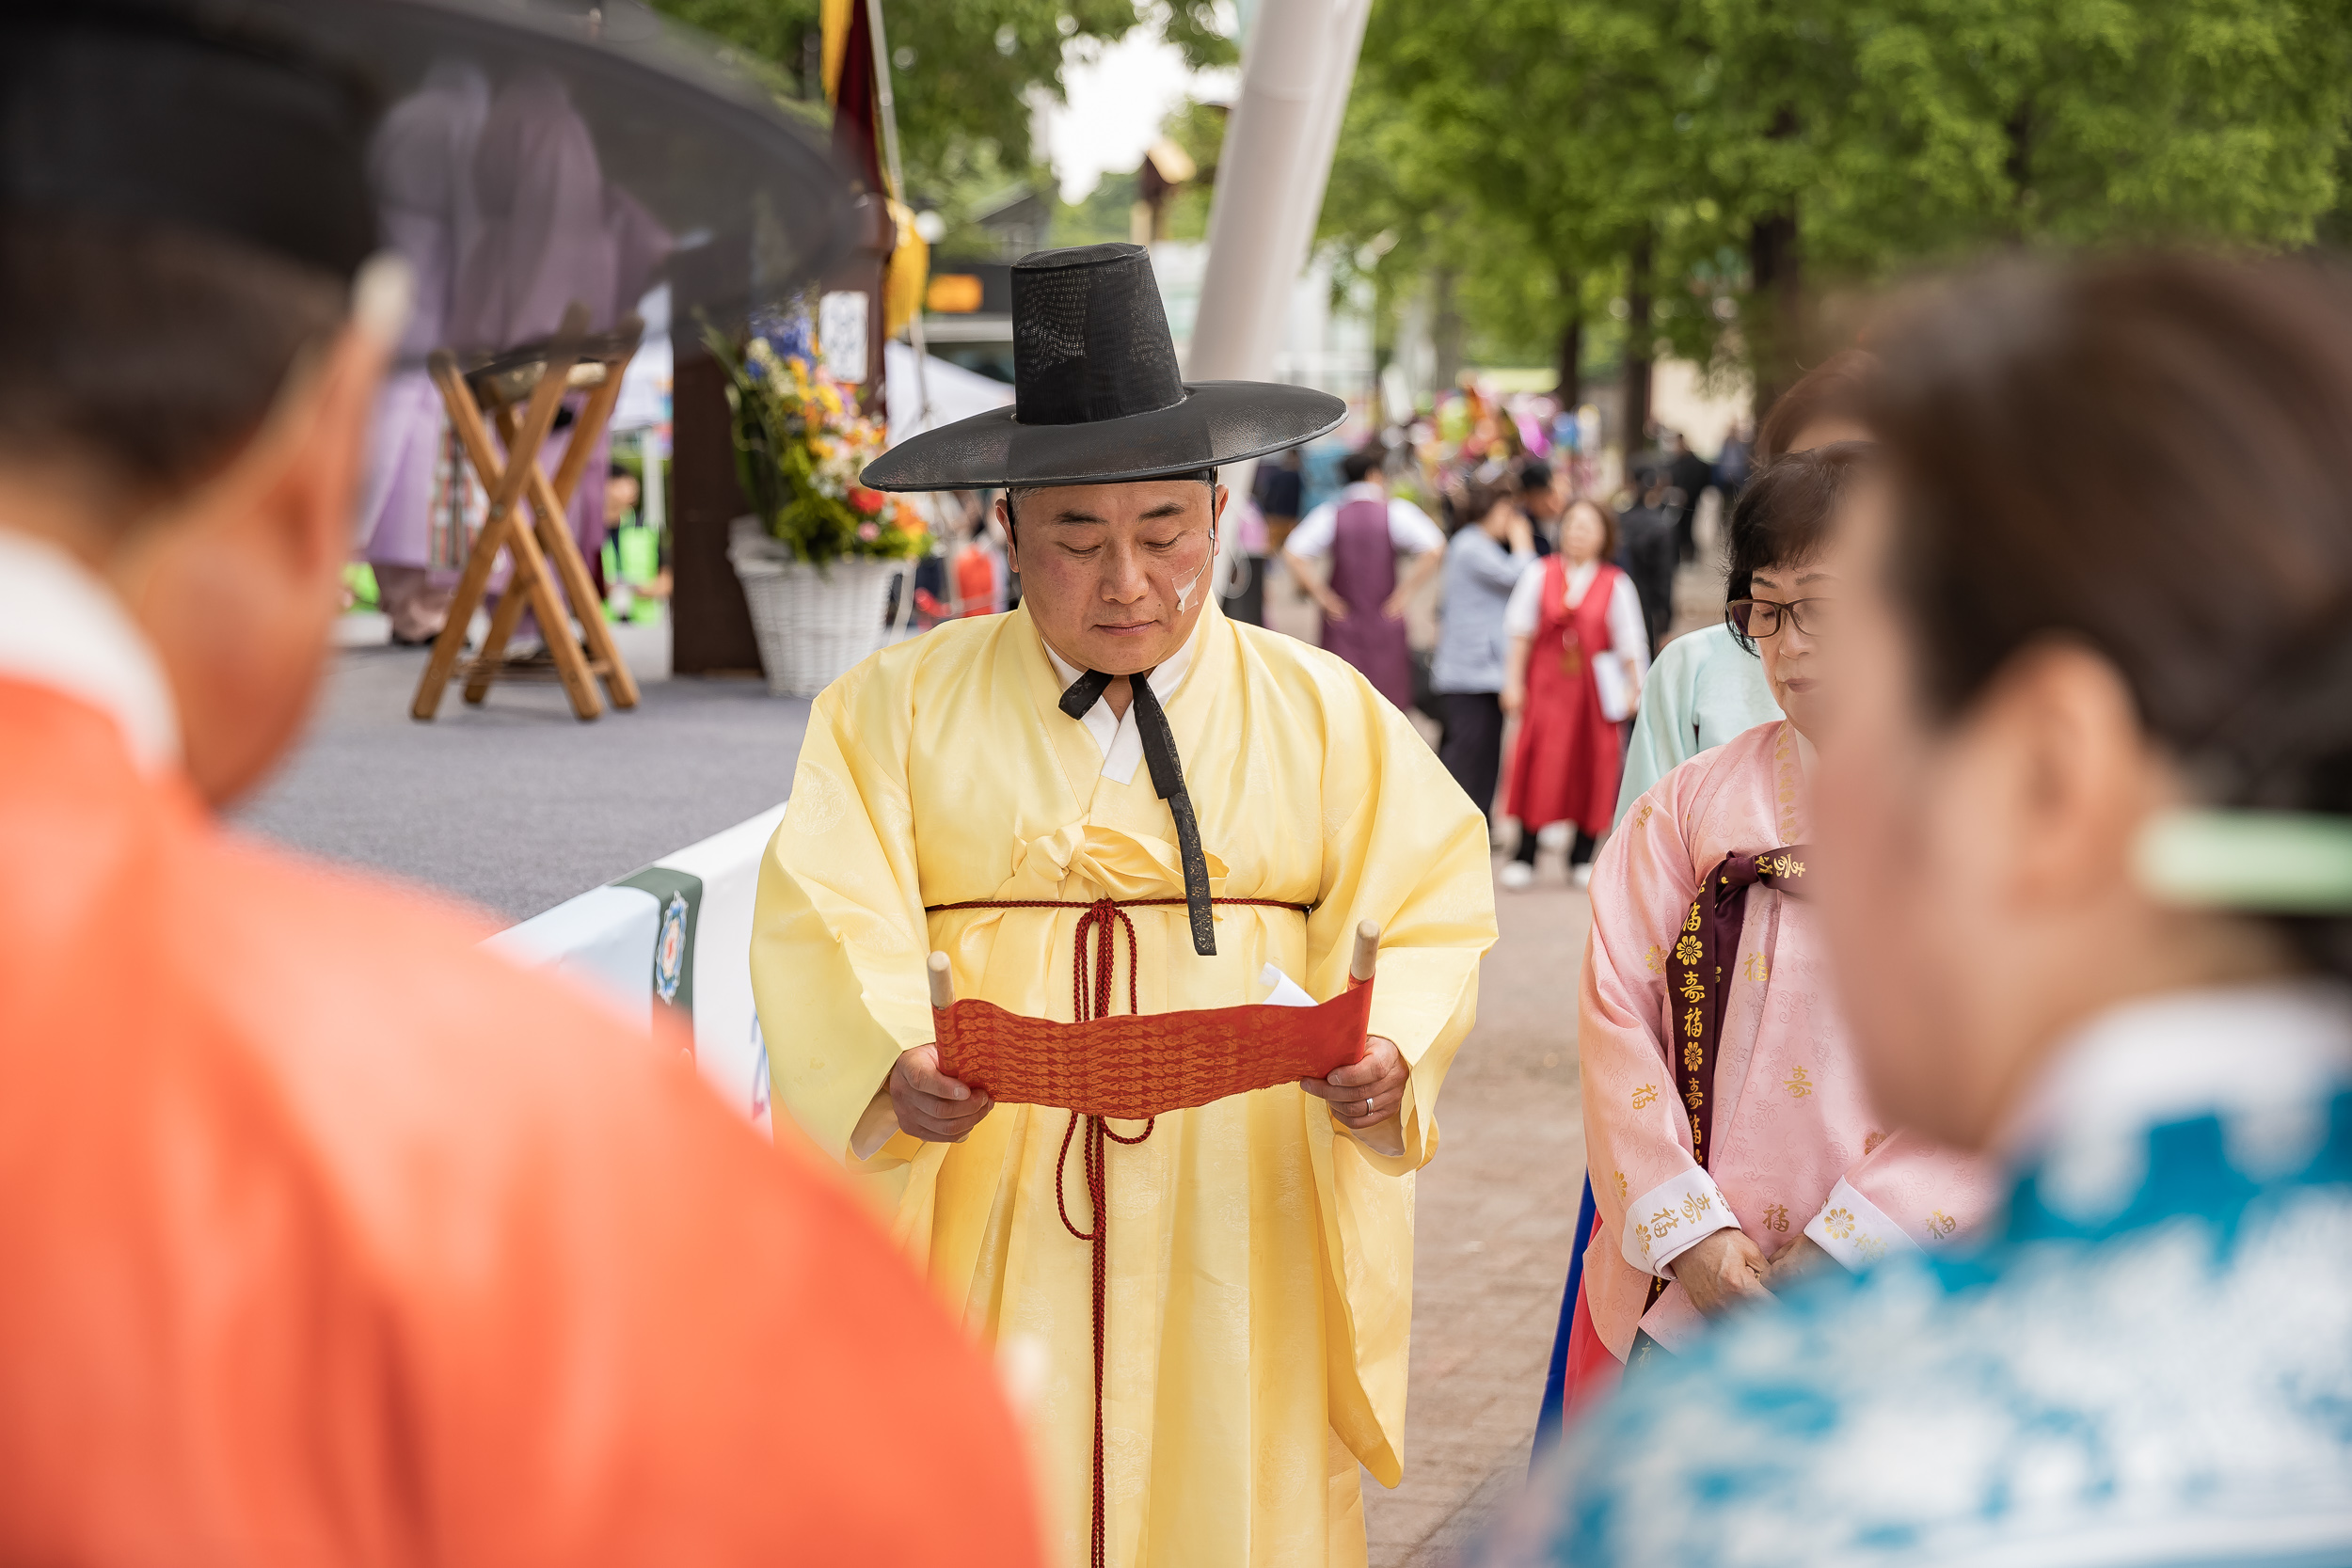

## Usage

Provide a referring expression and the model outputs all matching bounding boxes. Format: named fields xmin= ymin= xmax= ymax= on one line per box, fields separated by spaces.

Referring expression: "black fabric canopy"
xmin=1 ymin=0 xmax=857 ymax=360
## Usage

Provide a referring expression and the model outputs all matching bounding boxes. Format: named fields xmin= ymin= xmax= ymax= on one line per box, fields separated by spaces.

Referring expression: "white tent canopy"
xmin=884 ymin=341 xmax=1015 ymax=450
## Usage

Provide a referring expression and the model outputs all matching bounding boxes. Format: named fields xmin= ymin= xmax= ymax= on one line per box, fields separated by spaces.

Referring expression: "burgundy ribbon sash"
xmin=1669 ymin=844 xmax=1809 ymax=1169
xmin=1642 ymin=845 xmax=1809 ymax=1316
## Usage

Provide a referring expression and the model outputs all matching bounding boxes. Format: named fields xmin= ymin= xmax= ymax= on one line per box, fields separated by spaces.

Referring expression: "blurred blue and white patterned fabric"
xmin=1478 ymin=984 xmax=2352 ymax=1568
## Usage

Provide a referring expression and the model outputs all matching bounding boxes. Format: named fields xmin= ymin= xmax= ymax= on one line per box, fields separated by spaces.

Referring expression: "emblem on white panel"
xmin=655 ymin=894 xmax=689 ymax=1003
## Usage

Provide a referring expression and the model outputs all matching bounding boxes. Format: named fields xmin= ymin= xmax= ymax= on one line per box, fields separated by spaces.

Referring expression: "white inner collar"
xmin=1040 ymin=610 xmax=1205 ymax=786
xmin=1998 ymin=980 xmax=2352 ymax=1170
xmin=0 ymin=530 xmax=181 ymax=773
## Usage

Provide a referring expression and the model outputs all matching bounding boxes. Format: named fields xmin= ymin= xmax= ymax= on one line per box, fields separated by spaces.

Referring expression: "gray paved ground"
xmin=235 ymin=645 xmax=809 ymax=920
xmin=1361 ymin=867 xmax=1590 ymax=1567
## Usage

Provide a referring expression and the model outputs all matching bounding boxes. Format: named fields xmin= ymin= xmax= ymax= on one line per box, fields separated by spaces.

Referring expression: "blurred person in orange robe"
xmin=0 ymin=7 xmax=1041 ymax=1564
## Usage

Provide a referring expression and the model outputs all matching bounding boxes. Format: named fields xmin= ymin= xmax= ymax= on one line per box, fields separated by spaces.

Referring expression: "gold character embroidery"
xmin=1631 ymin=1084 xmax=1659 ymax=1110
xmin=1681 ymin=1192 xmax=1711 ymax=1223
xmin=1927 ymin=1210 xmax=1958 ymax=1240
xmin=1856 ymin=1235 xmax=1887 ymax=1263
xmin=1784 ymin=1066 xmax=1813 ymax=1099
xmin=1681 ymin=1006 xmax=1705 ymax=1041
xmin=1684 ymin=1085 xmax=1705 ymax=1111
xmin=1684 ymin=905 xmax=1703 ymax=934
xmin=1650 ymin=1207 xmax=1680 ymax=1234
xmin=1763 ymin=1203 xmax=1790 ymax=1233
xmin=1677 ymin=972 xmax=1707 ymax=1004
xmin=1822 ymin=1207 xmax=1856 ymax=1241
xmin=1741 ymin=953 xmax=1771 ymax=982
xmin=1635 ymin=803 xmax=1654 ymax=829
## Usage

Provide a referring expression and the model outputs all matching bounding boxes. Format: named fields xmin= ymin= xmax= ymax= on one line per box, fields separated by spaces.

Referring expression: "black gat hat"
xmin=859 ymin=242 xmax=1343 ymax=492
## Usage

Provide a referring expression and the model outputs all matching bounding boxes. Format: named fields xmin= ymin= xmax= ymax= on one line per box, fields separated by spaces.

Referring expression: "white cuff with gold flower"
xmin=1804 ymin=1178 xmax=1921 ymax=1272
xmin=1620 ymin=1167 xmax=1740 ymax=1278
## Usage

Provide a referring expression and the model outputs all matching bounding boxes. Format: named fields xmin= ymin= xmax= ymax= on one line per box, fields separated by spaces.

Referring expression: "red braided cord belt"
xmin=926 ymin=895 xmax=1373 ymax=1568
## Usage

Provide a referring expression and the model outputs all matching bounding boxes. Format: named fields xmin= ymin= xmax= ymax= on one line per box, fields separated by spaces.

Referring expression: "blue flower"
xmin=749 ymin=304 xmax=815 ymax=377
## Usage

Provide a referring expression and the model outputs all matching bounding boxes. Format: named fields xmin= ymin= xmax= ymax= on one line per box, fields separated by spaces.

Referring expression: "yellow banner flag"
xmin=820 ymin=0 xmax=853 ymax=103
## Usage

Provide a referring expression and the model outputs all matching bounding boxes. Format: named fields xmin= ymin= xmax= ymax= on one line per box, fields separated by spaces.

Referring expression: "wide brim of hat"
xmin=859 ymin=380 xmax=1345 ymax=491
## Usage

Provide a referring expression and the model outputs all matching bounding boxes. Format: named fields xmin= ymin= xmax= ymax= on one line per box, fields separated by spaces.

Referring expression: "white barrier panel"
xmin=482 ymin=884 xmax=661 ymax=1030
xmin=485 ymin=801 xmax=787 ymax=1135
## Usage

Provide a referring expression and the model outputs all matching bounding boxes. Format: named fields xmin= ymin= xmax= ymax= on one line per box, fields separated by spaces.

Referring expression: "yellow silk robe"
xmin=752 ymin=602 xmax=1495 ymax=1568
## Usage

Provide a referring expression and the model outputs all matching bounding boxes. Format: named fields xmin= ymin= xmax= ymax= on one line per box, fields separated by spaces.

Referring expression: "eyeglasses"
xmin=1725 ymin=596 xmax=1836 ymax=640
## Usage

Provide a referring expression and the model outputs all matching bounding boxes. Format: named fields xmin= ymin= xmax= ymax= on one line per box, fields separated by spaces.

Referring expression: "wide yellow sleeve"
xmin=749 ymin=662 xmax=932 ymax=1166
xmin=1293 ymin=665 xmax=1498 ymax=1485
xmin=1307 ymin=684 xmax=1497 ymax=1173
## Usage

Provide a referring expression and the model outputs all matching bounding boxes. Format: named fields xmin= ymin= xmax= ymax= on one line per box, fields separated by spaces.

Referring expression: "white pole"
xmin=1189 ymin=0 xmax=1371 ymax=588
xmin=1277 ymin=0 xmax=1370 ymax=290
xmin=1189 ymin=0 xmax=1337 ymax=386
xmin=865 ymin=0 xmax=932 ymax=434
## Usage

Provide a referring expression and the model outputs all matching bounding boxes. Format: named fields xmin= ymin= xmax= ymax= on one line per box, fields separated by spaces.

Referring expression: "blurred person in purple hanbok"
xmin=1280 ymin=446 xmax=1446 ymax=712
xmin=353 ymin=60 xmax=486 ymax=642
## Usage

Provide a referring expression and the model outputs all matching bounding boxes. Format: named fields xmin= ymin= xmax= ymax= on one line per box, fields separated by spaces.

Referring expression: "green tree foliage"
xmin=654 ymin=0 xmax=1232 ymax=200
xmin=1335 ymin=0 xmax=2352 ymax=420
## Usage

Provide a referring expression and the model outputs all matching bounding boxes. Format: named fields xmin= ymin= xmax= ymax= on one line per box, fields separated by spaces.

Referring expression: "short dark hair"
xmin=1003 ymin=467 xmax=1217 ymax=533
xmin=0 ymin=214 xmax=344 ymax=519
xmin=1518 ymin=459 xmax=1552 ymax=493
xmin=1341 ymin=447 xmax=1385 ymax=484
xmin=1869 ymin=254 xmax=2352 ymax=977
xmin=1756 ymin=348 xmax=1879 ymax=464
xmin=1724 ymin=443 xmax=1872 ymax=653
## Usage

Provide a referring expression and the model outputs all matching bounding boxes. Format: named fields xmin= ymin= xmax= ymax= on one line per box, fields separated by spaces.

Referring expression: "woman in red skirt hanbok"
xmin=1500 ymin=499 xmax=1649 ymax=889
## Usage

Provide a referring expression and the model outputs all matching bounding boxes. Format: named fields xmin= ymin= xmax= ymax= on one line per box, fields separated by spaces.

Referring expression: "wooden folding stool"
xmin=411 ymin=301 xmax=644 ymax=722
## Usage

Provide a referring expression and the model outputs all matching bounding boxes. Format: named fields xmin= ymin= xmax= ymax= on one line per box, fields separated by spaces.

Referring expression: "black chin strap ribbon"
xmin=1058 ymin=668 xmax=1216 ymax=956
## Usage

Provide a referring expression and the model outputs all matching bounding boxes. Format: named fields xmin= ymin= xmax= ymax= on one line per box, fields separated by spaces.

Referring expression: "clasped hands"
xmin=886 ymin=1035 xmax=1409 ymax=1145
xmin=1669 ymin=1228 xmax=1833 ymax=1318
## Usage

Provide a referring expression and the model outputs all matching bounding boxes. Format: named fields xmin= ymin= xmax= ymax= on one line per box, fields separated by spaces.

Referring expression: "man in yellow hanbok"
xmin=751 ymin=244 xmax=1498 ymax=1567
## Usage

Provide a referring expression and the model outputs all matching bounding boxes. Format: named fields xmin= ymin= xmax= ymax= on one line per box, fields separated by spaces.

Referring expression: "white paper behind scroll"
xmin=1257 ymin=964 xmax=1317 ymax=1008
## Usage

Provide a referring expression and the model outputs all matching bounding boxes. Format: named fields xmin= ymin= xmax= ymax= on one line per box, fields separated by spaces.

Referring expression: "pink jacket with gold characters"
xmin=1578 ymin=719 xmax=1995 ymax=1354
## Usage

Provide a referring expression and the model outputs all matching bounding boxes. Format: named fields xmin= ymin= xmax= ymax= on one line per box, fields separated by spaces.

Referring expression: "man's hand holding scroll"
xmin=890 ymin=1045 xmax=993 ymax=1143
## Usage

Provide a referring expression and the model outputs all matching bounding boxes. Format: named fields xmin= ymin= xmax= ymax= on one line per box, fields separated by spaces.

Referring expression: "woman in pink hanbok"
xmin=1544 ymin=445 xmax=1995 ymax=1425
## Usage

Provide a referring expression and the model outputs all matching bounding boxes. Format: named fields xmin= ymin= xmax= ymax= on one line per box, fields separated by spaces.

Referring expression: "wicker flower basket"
xmin=727 ymin=518 xmax=903 ymax=697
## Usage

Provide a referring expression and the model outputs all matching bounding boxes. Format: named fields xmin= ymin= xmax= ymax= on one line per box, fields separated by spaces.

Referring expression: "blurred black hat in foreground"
xmin=0 ymin=0 xmax=857 ymax=360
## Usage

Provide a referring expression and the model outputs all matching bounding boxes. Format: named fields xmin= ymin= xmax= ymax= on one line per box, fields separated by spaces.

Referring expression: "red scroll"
xmin=931 ymin=980 xmax=1372 ymax=1121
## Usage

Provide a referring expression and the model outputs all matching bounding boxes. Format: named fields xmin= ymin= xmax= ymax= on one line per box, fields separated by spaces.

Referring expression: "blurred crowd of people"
xmin=1274 ymin=384 xmax=1766 ymax=895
